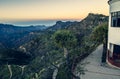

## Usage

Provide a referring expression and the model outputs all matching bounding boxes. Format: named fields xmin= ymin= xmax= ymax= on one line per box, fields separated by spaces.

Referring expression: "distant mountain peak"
xmin=85 ymin=13 xmax=108 ymax=20
xmin=88 ymin=13 xmax=107 ymax=16
xmin=67 ymin=13 xmax=108 ymax=35
xmin=56 ymin=21 xmax=63 ymax=24
xmin=47 ymin=21 xmax=77 ymax=31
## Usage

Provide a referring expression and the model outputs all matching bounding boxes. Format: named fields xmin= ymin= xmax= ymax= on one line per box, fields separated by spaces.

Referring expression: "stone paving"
xmin=76 ymin=45 xmax=120 ymax=79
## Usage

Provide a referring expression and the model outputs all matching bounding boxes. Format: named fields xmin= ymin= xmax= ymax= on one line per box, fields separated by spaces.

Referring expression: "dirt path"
xmin=75 ymin=45 xmax=120 ymax=79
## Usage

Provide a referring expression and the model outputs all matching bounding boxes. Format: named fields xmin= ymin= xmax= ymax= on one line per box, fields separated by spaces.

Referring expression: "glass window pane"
xmin=117 ymin=18 xmax=120 ymax=26
xmin=118 ymin=11 xmax=120 ymax=16
xmin=111 ymin=11 xmax=120 ymax=27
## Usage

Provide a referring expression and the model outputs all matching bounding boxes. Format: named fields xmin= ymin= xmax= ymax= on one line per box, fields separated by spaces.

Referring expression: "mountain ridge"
xmin=0 ymin=13 xmax=109 ymax=79
xmin=0 ymin=13 xmax=108 ymax=48
xmin=0 ymin=23 xmax=47 ymax=48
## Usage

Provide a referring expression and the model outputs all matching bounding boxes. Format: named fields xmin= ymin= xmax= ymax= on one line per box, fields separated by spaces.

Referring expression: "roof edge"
xmin=108 ymin=0 xmax=120 ymax=5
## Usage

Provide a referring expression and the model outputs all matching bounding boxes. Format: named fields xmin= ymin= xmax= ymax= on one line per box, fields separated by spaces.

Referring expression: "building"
xmin=107 ymin=0 xmax=120 ymax=68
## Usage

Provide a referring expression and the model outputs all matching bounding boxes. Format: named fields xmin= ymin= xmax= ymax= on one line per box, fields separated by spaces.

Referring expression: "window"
xmin=113 ymin=44 xmax=120 ymax=60
xmin=111 ymin=11 xmax=120 ymax=27
xmin=109 ymin=43 xmax=120 ymax=60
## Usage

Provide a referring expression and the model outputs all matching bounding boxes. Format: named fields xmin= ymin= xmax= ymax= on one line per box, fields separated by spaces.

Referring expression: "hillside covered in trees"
xmin=0 ymin=13 xmax=108 ymax=79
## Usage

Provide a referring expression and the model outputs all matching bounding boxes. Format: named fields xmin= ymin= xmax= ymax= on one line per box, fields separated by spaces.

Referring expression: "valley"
xmin=0 ymin=13 xmax=108 ymax=79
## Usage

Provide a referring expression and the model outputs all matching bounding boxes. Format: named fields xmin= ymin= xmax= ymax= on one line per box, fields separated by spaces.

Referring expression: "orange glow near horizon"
xmin=0 ymin=0 xmax=109 ymax=22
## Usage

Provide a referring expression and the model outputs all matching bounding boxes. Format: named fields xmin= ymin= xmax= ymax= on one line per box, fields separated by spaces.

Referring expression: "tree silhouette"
xmin=91 ymin=23 xmax=108 ymax=45
xmin=53 ymin=30 xmax=77 ymax=58
xmin=91 ymin=23 xmax=108 ymax=62
xmin=53 ymin=30 xmax=79 ymax=79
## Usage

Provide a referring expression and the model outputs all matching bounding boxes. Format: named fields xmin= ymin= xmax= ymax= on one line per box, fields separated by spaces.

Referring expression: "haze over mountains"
xmin=0 ymin=13 xmax=108 ymax=48
xmin=0 ymin=24 xmax=47 ymax=48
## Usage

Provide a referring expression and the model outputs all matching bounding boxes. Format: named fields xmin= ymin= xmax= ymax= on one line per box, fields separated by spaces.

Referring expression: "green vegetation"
xmin=91 ymin=23 xmax=108 ymax=45
xmin=53 ymin=30 xmax=78 ymax=79
xmin=0 ymin=49 xmax=32 ymax=79
xmin=91 ymin=23 xmax=108 ymax=62
xmin=53 ymin=30 xmax=77 ymax=57
xmin=0 ymin=13 xmax=108 ymax=79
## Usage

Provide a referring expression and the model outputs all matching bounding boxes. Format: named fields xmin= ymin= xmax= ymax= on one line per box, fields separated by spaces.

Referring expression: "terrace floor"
xmin=75 ymin=45 xmax=120 ymax=79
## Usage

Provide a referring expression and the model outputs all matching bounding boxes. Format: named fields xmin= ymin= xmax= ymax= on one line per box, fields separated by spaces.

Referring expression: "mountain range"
xmin=0 ymin=13 xmax=109 ymax=79
xmin=0 ymin=24 xmax=47 ymax=48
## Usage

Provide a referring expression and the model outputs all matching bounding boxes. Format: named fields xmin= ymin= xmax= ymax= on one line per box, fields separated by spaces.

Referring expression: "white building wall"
xmin=108 ymin=0 xmax=120 ymax=50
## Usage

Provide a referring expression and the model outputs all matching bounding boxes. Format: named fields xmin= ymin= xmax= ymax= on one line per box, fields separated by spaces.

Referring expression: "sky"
xmin=0 ymin=0 xmax=109 ymax=26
